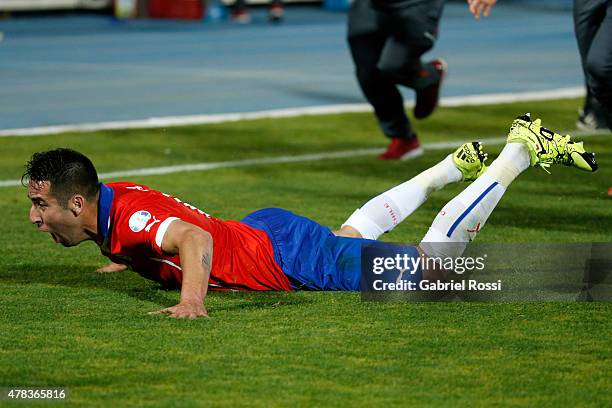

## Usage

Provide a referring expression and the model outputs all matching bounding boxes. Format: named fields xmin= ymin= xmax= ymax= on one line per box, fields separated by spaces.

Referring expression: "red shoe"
xmin=268 ymin=4 xmax=284 ymax=21
xmin=414 ymin=59 xmax=447 ymax=119
xmin=378 ymin=136 xmax=424 ymax=160
xmin=608 ymin=186 xmax=612 ymax=196
xmin=231 ymin=8 xmax=251 ymax=23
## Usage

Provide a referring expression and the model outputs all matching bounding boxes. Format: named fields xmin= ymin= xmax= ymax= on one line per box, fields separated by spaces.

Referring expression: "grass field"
xmin=1 ymin=99 xmax=611 ymax=407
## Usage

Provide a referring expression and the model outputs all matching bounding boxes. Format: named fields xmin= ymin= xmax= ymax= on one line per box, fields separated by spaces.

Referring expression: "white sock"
xmin=343 ymin=155 xmax=462 ymax=240
xmin=482 ymin=143 xmax=530 ymax=188
xmin=420 ymin=143 xmax=530 ymax=259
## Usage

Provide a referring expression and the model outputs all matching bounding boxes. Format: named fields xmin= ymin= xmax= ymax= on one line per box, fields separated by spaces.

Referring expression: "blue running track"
xmin=0 ymin=1 xmax=581 ymax=131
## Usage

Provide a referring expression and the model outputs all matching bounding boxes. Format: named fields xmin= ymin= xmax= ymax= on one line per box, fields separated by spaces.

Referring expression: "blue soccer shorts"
xmin=241 ymin=208 xmax=420 ymax=291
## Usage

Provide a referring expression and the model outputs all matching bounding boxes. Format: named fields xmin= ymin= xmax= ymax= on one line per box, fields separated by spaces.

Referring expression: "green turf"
xmin=1 ymin=99 xmax=611 ymax=407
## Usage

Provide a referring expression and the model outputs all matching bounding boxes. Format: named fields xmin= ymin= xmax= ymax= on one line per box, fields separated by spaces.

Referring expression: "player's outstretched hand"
xmin=96 ymin=262 xmax=128 ymax=273
xmin=467 ymin=0 xmax=497 ymax=19
xmin=150 ymin=301 xmax=209 ymax=319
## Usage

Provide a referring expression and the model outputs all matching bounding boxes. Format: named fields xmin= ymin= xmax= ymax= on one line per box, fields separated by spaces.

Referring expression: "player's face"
xmin=27 ymin=181 xmax=84 ymax=247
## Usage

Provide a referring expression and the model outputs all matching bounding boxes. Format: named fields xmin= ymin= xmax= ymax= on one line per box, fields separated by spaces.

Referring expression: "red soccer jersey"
xmin=97 ymin=182 xmax=292 ymax=291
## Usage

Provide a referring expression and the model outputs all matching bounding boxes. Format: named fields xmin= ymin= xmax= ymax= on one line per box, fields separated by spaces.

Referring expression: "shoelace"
xmin=537 ymin=135 xmax=571 ymax=173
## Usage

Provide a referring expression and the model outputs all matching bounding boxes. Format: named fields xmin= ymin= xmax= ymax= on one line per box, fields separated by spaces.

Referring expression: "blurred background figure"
xmin=231 ymin=0 xmax=284 ymax=23
xmin=0 ymin=0 xmax=593 ymax=138
xmin=346 ymin=0 xmax=498 ymax=161
xmin=573 ymin=0 xmax=612 ymax=131
xmin=347 ymin=0 xmax=447 ymax=160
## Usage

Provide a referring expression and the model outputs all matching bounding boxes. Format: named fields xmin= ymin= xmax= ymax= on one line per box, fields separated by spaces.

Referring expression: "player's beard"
xmin=50 ymin=231 xmax=79 ymax=247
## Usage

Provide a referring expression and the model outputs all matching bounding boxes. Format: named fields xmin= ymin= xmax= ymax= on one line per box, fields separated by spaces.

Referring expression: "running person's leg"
xmin=584 ymin=1 xmax=612 ymax=129
xmin=574 ymin=0 xmax=612 ymax=130
xmin=377 ymin=0 xmax=446 ymax=120
xmin=348 ymin=0 xmax=412 ymax=142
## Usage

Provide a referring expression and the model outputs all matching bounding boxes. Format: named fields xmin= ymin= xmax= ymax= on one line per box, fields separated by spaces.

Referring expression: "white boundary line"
xmin=0 ymin=87 xmax=585 ymax=137
xmin=2 ymin=128 xmax=606 ymax=188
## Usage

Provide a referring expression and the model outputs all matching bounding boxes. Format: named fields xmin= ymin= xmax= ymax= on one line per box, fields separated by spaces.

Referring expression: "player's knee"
xmin=334 ymin=225 xmax=363 ymax=239
xmin=355 ymin=66 xmax=379 ymax=89
xmin=379 ymin=59 xmax=422 ymax=87
xmin=347 ymin=35 xmax=361 ymax=49
xmin=377 ymin=60 xmax=409 ymax=81
xmin=586 ymin=54 xmax=612 ymax=88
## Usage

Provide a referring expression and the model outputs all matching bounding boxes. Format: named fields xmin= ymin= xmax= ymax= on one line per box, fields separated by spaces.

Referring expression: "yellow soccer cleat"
xmin=507 ymin=113 xmax=598 ymax=172
xmin=452 ymin=142 xmax=488 ymax=181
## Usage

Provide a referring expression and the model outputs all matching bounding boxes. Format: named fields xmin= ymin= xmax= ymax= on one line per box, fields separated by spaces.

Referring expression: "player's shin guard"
xmin=420 ymin=143 xmax=530 ymax=259
xmin=342 ymin=156 xmax=462 ymax=240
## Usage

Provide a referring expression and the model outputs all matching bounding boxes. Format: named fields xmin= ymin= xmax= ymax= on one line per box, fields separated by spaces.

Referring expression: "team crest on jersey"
xmin=129 ymin=210 xmax=152 ymax=232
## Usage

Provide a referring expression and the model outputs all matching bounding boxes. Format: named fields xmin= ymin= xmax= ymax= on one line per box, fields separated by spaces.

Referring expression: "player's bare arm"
xmin=151 ymin=220 xmax=213 ymax=319
xmin=467 ymin=0 xmax=497 ymax=19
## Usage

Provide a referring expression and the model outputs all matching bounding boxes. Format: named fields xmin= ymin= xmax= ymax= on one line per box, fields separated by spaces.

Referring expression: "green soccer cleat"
xmin=452 ymin=142 xmax=488 ymax=181
xmin=507 ymin=113 xmax=598 ymax=172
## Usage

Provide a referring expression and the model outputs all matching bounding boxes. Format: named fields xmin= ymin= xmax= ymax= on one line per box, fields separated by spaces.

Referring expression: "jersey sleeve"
xmin=111 ymin=195 xmax=181 ymax=257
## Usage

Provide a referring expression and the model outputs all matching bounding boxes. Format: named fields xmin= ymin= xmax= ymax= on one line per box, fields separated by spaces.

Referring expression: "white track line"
xmin=0 ymin=87 xmax=585 ymax=137
xmin=2 ymin=128 xmax=606 ymax=188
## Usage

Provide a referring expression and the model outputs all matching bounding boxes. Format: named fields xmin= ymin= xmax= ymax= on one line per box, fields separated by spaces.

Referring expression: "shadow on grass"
xmin=2 ymin=263 xmax=175 ymax=305
xmin=207 ymin=290 xmax=315 ymax=312
xmin=488 ymin=205 xmax=612 ymax=235
xmin=2 ymin=263 xmax=315 ymax=311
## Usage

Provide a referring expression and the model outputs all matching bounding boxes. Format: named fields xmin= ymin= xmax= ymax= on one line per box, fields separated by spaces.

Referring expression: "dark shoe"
xmin=414 ymin=59 xmax=447 ymax=119
xmin=576 ymin=108 xmax=608 ymax=131
xmin=268 ymin=3 xmax=284 ymax=21
xmin=378 ymin=136 xmax=424 ymax=160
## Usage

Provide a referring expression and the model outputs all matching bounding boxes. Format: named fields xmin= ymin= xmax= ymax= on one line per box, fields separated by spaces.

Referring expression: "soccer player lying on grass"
xmin=24 ymin=115 xmax=597 ymax=318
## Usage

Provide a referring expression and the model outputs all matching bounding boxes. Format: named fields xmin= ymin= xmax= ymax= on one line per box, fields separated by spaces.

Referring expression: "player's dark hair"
xmin=22 ymin=148 xmax=100 ymax=207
